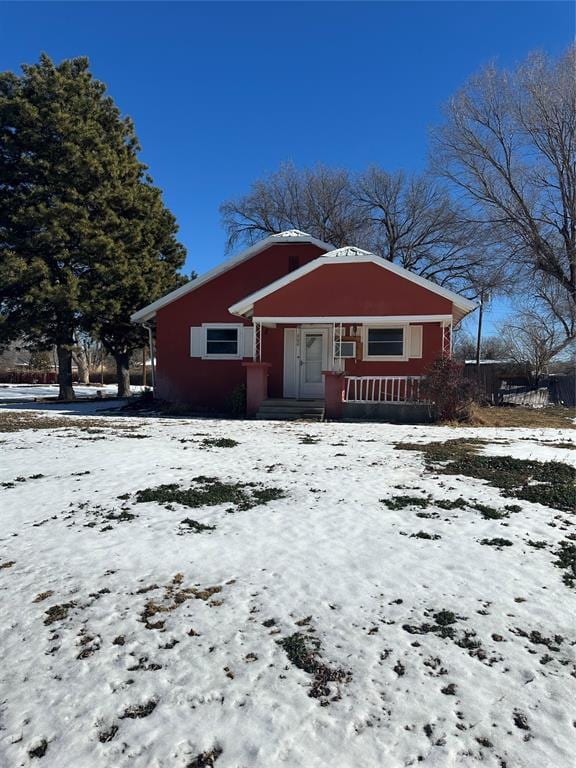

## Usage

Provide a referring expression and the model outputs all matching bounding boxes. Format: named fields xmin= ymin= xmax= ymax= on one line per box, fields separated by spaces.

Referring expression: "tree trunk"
xmin=115 ymin=353 xmax=132 ymax=398
xmin=57 ymin=345 xmax=75 ymax=400
xmin=74 ymin=346 xmax=90 ymax=385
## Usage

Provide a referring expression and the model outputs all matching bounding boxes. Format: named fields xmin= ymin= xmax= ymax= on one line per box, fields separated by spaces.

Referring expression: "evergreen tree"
xmin=0 ymin=54 xmax=186 ymax=398
xmin=83 ymin=180 xmax=186 ymax=397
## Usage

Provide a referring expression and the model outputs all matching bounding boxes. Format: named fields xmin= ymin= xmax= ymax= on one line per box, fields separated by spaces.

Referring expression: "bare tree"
xmin=500 ymin=306 xmax=573 ymax=384
xmin=453 ymin=329 xmax=509 ymax=362
xmin=221 ymin=163 xmax=491 ymax=293
xmin=220 ymin=162 xmax=367 ymax=252
xmin=72 ymin=333 xmax=107 ymax=385
xmin=432 ymin=45 xmax=576 ymax=348
xmin=72 ymin=337 xmax=90 ymax=385
xmin=353 ymin=168 xmax=489 ymax=288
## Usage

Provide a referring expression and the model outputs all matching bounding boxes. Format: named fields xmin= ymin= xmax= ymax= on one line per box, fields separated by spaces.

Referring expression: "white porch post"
xmin=253 ymin=321 xmax=262 ymax=362
xmin=440 ymin=320 xmax=452 ymax=359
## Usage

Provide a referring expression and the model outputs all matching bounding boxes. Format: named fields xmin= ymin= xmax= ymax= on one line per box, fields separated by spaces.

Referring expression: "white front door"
xmin=299 ymin=328 xmax=329 ymax=398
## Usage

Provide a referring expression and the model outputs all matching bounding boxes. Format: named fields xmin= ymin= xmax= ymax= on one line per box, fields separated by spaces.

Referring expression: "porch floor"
xmin=255 ymin=398 xmax=325 ymax=422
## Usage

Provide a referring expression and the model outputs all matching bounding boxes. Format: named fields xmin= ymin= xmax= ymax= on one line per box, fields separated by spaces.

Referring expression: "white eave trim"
xmin=252 ymin=315 xmax=453 ymax=324
xmin=228 ymin=252 xmax=478 ymax=317
xmin=130 ymin=230 xmax=334 ymax=323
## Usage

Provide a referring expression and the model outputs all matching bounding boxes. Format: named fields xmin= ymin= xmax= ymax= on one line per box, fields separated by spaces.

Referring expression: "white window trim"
xmin=201 ymin=323 xmax=244 ymax=360
xmin=362 ymin=324 xmax=408 ymax=361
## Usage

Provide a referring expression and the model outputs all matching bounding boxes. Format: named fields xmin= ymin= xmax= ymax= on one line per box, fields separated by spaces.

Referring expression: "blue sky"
xmin=1 ymin=1 xmax=573 ymax=335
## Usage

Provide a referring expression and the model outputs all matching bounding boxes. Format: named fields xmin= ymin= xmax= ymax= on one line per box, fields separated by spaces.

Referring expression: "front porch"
xmin=242 ymin=318 xmax=449 ymax=420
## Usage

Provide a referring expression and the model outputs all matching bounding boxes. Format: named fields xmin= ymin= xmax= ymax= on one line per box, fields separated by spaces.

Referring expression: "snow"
xmin=0 ymin=405 xmax=574 ymax=768
xmin=272 ymin=229 xmax=313 ymax=239
xmin=0 ymin=384 xmax=146 ymax=401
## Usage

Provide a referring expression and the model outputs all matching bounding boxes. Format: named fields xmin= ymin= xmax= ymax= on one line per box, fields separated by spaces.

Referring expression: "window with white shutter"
xmin=190 ymin=324 xmax=249 ymax=360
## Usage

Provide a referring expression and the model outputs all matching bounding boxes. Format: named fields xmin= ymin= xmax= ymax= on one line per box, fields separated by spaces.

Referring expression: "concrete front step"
xmin=261 ymin=399 xmax=324 ymax=407
xmin=255 ymin=399 xmax=325 ymax=421
xmin=255 ymin=413 xmax=324 ymax=421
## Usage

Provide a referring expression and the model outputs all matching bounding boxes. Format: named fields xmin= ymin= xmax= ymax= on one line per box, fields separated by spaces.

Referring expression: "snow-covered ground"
xmin=0 ymin=405 xmax=574 ymax=768
xmin=0 ymin=384 xmax=146 ymax=401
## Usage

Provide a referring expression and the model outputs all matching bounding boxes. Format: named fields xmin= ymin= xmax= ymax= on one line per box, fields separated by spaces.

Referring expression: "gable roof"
xmin=228 ymin=246 xmax=478 ymax=319
xmin=131 ymin=230 xmax=334 ymax=323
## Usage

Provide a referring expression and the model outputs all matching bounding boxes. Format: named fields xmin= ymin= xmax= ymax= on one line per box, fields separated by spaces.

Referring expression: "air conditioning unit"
xmin=335 ymin=341 xmax=357 ymax=359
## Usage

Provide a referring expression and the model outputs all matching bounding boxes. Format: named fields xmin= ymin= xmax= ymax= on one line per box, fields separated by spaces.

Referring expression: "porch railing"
xmin=343 ymin=376 xmax=424 ymax=403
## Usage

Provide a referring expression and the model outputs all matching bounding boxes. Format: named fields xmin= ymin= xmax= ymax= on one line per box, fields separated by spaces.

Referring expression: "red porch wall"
xmin=253 ymin=262 xmax=452 ymax=317
xmin=154 ymin=243 xmax=325 ymax=408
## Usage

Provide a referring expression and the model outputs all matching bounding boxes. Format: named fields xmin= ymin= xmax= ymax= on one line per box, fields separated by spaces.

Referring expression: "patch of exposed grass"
xmin=28 ymin=739 xmax=48 ymax=758
xmin=396 ymin=439 xmax=576 ymax=512
xmin=513 ymin=711 xmax=530 ymax=731
xmin=73 ymin=502 xmax=137 ymax=530
xmin=435 ymin=497 xmax=468 ymax=510
xmin=277 ymin=632 xmax=351 ymax=702
xmin=201 ymin=437 xmax=239 ymax=448
xmin=382 ymin=493 xmax=510 ymax=521
xmin=403 ymin=610 xmax=489 ymax=661
xmin=434 ymin=610 xmax=457 ymax=626
xmin=540 ymin=441 xmax=576 ymax=449
xmin=299 ymin=435 xmax=320 ymax=444
xmin=180 ymin=518 xmax=216 ymax=533
xmin=187 ymin=746 xmax=223 ymax=768
xmin=527 ymin=539 xmax=547 ymax=549
xmin=43 ymin=602 xmax=75 ymax=625
xmin=474 ymin=503 xmax=509 ymax=520
xmin=0 ymin=412 xmax=140 ymax=434
xmin=410 ymin=531 xmax=441 ymax=540
xmin=381 ymin=495 xmax=430 ymax=510
xmin=120 ymin=700 xmax=157 ymax=719
xmin=396 ymin=438 xmax=487 ymax=463
xmin=467 ymin=404 xmax=575 ymax=429
xmin=134 ymin=476 xmax=285 ymax=513
xmin=480 ymin=538 xmax=514 ymax=549
xmin=553 ymin=541 xmax=576 ymax=588
xmin=511 ymin=627 xmax=564 ymax=650
xmin=103 ymin=510 xmax=136 ymax=523
xmin=33 ymin=590 xmax=54 ymax=603
xmin=403 ymin=611 xmax=457 ymax=640
xmin=140 ymin=574 xmax=223 ymax=628
xmin=97 ymin=724 xmax=118 ymax=743
xmin=1 ymin=473 xmax=45 ymax=489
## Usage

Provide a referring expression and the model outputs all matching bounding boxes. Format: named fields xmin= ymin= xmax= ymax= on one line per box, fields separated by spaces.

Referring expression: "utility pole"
xmin=142 ymin=345 xmax=147 ymax=388
xmin=475 ymin=289 xmax=486 ymax=374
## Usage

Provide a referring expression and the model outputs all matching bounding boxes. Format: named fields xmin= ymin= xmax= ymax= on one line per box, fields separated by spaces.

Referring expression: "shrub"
xmin=227 ymin=384 xmax=246 ymax=417
xmin=420 ymin=358 xmax=476 ymax=422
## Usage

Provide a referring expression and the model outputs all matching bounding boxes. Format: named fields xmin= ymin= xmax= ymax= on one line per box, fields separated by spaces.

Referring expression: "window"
xmin=191 ymin=324 xmax=251 ymax=359
xmin=335 ymin=341 xmax=356 ymax=359
xmin=205 ymin=327 xmax=239 ymax=357
xmin=365 ymin=327 xmax=405 ymax=358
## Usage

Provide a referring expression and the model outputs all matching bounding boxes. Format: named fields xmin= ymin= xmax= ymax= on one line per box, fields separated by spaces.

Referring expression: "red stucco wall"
xmin=154 ymin=243 xmax=325 ymax=408
xmin=253 ymin=262 xmax=452 ymax=318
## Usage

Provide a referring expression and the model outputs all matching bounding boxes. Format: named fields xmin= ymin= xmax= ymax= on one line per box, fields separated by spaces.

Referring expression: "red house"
xmin=131 ymin=230 xmax=476 ymax=420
